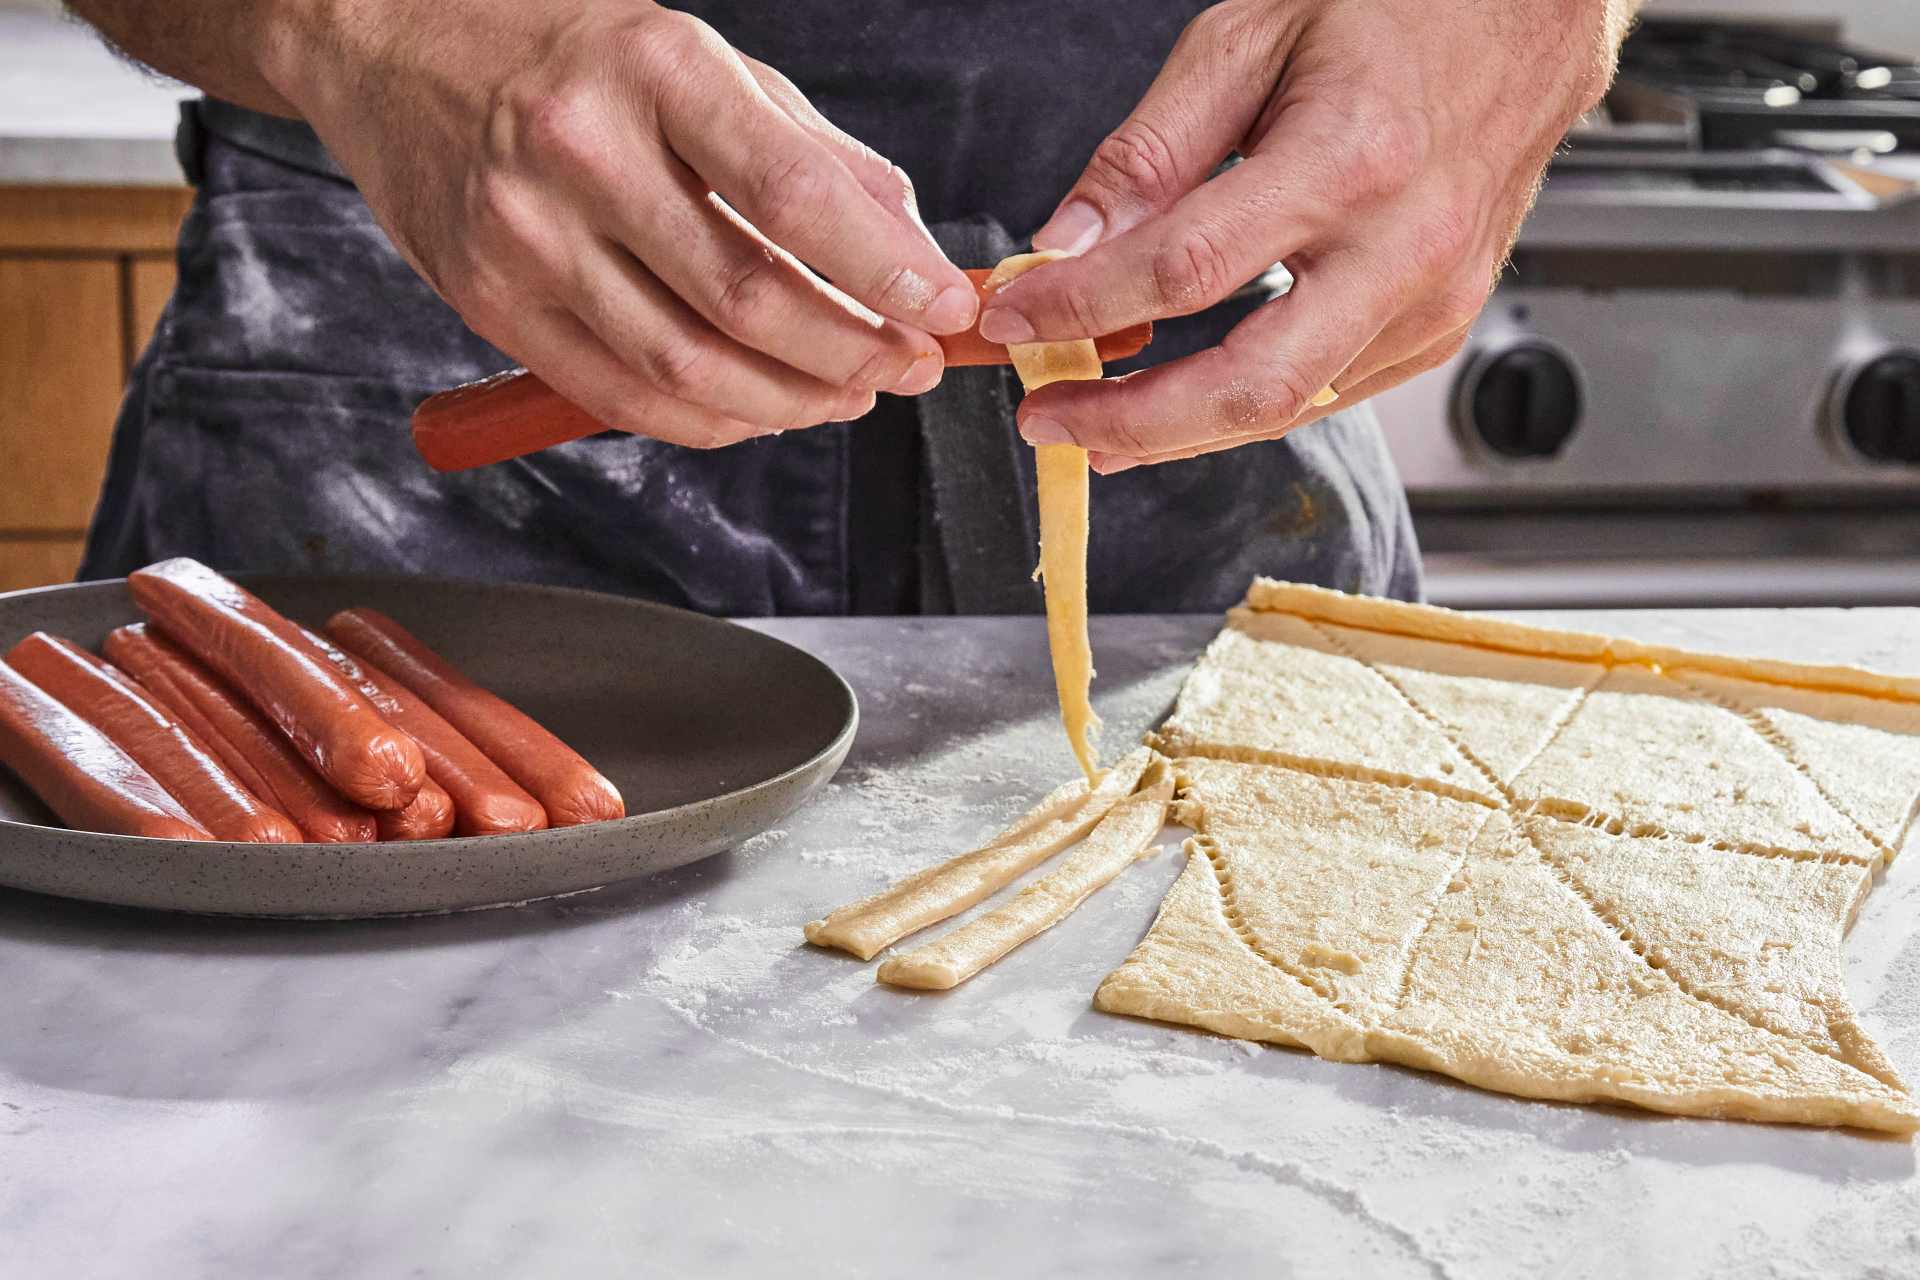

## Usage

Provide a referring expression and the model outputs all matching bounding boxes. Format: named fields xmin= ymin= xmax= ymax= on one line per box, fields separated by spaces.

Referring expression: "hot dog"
xmin=0 ymin=657 xmax=212 ymax=840
xmin=105 ymin=624 xmax=379 ymax=843
xmin=376 ymin=774 xmax=455 ymax=840
xmin=937 ymin=270 xmax=1152 ymax=366
xmin=409 ymin=270 xmax=1154 ymax=473
xmin=127 ymin=558 xmax=425 ymax=810
xmin=293 ymin=626 xmax=548 ymax=836
xmin=6 ymin=632 xmax=303 ymax=844
xmin=325 ymin=608 xmax=624 ymax=827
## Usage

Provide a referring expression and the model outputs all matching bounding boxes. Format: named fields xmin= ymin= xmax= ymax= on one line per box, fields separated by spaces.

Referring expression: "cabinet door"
xmin=0 ymin=256 xmax=125 ymax=588
xmin=0 ymin=257 xmax=124 ymax=529
xmin=127 ymin=254 xmax=177 ymax=369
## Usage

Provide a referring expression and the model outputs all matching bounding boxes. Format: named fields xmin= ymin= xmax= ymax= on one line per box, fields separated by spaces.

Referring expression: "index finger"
xmin=1014 ymin=245 xmax=1398 ymax=458
xmin=744 ymin=58 xmax=941 ymax=250
xmin=660 ymin=36 xmax=977 ymax=334
xmin=980 ymin=102 xmax=1386 ymax=344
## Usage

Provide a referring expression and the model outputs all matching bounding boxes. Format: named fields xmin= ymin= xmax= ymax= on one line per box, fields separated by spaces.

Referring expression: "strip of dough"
xmin=805 ymin=747 xmax=1154 ymax=960
xmin=877 ymin=764 xmax=1174 ymax=990
xmin=1244 ymin=577 xmax=1920 ymax=704
xmin=985 ymin=251 xmax=1105 ymax=782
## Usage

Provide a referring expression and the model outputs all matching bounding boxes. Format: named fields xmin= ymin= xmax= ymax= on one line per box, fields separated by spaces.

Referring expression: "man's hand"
xmin=977 ymin=0 xmax=1634 ymax=473
xmin=95 ymin=0 xmax=979 ymax=447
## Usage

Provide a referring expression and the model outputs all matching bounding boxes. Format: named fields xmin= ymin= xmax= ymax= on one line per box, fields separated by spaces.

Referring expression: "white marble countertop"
xmin=0 ymin=9 xmax=193 ymax=185
xmin=5 ymin=609 xmax=1920 ymax=1278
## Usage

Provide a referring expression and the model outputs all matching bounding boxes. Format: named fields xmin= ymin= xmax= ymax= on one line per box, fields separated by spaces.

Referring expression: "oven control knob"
xmin=1838 ymin=350 xmax=1920 ymax=465
xmin=1458 ymin=342 xmax=1581 ymax=460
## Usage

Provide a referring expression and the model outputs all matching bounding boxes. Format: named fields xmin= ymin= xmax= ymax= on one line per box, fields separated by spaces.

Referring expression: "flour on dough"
xmin=1510 ymin=665 xmax=1879 ymax=866
xmin=1150 ymin=609 xmax=1488 ymax=800
xmin=1101 ymin=581 xmax=1920 ymax=1133
xmin=1676 ymin=669 xmax=1920 ymax=860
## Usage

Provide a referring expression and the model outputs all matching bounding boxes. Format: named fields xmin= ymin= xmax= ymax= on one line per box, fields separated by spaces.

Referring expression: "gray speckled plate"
xmin=0 ymin=575 xmax=855 ymax=917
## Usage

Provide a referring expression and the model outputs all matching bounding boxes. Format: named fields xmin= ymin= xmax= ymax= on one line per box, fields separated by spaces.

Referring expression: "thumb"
xmin=1033 ymin=4 xmax=1286 ymax=254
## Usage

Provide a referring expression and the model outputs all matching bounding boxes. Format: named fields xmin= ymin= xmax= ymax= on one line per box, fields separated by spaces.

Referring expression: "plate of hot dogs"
xmin=0 ymin=560 xmax=855 ymax=916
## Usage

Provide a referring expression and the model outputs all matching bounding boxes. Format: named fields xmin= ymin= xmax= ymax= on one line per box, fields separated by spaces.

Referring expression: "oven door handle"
xmin=1424 ymin=555 xmax=1920 ymax=610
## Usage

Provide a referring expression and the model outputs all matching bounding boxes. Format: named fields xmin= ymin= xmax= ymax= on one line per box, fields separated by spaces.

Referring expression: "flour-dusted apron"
xmin=81 ymin=2 xmax=1422 ymax=614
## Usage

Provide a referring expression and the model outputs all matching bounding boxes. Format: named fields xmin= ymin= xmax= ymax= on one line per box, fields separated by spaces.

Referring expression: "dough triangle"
xmin=1318 ymin=620 xmax=1602 ymax=787
xmin=1151 ymin=610 xmax=1487 ymax=801
xmin=1509 ymin=665 xmax=1878 ymax=864
xmin=1170 ymin=758 xmax=1492 ymax=1025
xmin=1679 ymin=670 xmax=1920 ymax=862
xmin=1376 ymin=821 xmax=1916 ymax=1131
xmin=1515 ymin=813 xmax=1899 ymax=1089
xmin=1094 ymin=842 xmax=1371 ymax=1063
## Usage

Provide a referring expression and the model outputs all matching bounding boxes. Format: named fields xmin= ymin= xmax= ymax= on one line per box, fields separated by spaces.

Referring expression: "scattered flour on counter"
xmin=734 ymin=829 xmax=788 ymax=860
xmin=798 ymin=755 xmax=1069 ymax=887
xmin=1009 ymin=1036 xmax=1231 ymax=1083
xmin=796 ymin=847 xmax=864 ymax=867
xmin=406 ymin=621 xmax=1919 ymax=1278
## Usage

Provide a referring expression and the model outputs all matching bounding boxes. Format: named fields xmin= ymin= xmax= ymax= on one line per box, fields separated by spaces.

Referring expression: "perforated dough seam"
xmin=1296 ymin=619 xmax=1892 ymax=1085
xmin=1386 ymin=807 xmax=1502 ymax=1017
xmin=1515 ymin=819 xmax=1900 ymax=1089
xmin=1297 ymin=616 xmax=1594 ymax=1016
xmin=1192 ymin=833 xmax=1367 ymax=1021
xmin=1520 ymin=801 xmax=1873 ymax=868
xmin=1669 ymin=669 xmax=1892 ymax=867
xmin=1150 ymin=738 xmax=1500 ymax=809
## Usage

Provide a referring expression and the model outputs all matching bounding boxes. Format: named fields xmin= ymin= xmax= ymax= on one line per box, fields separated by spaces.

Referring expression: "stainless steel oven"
xmin=1373 ymin=19 xmax=1920 ymax=608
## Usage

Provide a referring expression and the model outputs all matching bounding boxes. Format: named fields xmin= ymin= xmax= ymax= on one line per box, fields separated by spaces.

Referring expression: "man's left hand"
xmin=979 ymin=0 xmax=1633 ymax=473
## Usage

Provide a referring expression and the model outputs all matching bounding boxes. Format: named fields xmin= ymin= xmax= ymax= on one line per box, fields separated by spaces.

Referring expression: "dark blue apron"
xmin=81 ymin=2 xmax=1421 ymax=615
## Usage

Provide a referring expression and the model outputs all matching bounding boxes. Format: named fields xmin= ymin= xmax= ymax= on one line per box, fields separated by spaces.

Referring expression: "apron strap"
xmin=178 ymin=99 xmax=351 ymax=186
xmin=916 ymin=216 xmax=1043 ymax=616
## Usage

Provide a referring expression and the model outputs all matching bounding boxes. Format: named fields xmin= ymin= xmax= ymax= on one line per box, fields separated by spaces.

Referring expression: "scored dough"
xmin=1151 ymin=607 xmax=1489 ymax=799
xmin=1676 ymin=669 xmax=1920 ymax=861
xmin=806 ymin=747 xmax=1153 ymax=960
xmin=1099 ymin=761 xmax=1918 ymax=1133
xmin=877 ymin=763 xmax=1174 ymax=990
xmin=1099 ymin=581 xmax=1920 ymax=1132
xmin=986 ymin=250 xmax=1103 ymax=782
xmin=1508 ymin=664 xmax=1879 ymax=866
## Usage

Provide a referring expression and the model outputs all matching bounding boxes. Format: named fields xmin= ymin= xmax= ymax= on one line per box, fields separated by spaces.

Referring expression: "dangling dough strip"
xmin=804 ymin=747 xmax=1153 ymax=960
xmin=984 ymin=251 xmax=1105 ymax=783
xmin=876 ymin=763 xmax=1173 ymax=990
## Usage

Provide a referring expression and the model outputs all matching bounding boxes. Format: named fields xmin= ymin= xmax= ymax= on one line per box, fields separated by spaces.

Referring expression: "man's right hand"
xmin=261 ymin=0 xmax=976 ymax=446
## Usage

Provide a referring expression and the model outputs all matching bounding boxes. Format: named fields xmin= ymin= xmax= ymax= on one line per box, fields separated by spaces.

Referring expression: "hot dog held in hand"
xmin=68 ymin=0 xmax=980 ymax=447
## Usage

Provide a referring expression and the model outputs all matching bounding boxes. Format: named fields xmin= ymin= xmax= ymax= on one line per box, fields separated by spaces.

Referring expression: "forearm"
xmin=65 ymin=0 xmax=324 ymax=117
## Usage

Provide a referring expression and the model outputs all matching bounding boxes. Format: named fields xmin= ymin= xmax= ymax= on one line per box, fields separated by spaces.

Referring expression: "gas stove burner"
xmin=1616 ymin=19 xmax=1920 ymax=151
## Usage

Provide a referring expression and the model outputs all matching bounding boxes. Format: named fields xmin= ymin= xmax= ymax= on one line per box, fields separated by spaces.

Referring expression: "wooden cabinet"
xmin=0 ymin=185 xmax=192 ymax=591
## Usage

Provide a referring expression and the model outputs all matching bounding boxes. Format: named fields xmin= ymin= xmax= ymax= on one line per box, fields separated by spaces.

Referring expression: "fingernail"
xmin=889 ymin=352 xmax=943 ymax=396
xmin=1091 ymin=453 xmax=1141 ymax=475
xmin=924 ymin=283 xmax=978 ymax=335
xmin=979 ymin=307 xmax=1036 ymax=345
xmin=1310 ymin=385 xmax=1340 ymax=407
xmin=1032 ymin=200 xmax=1104 ymax=256
xmin=1019 ymin=414 xmax=1076 ymax=446
xmin=831 ymin=391 xmax=876 ymax=422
